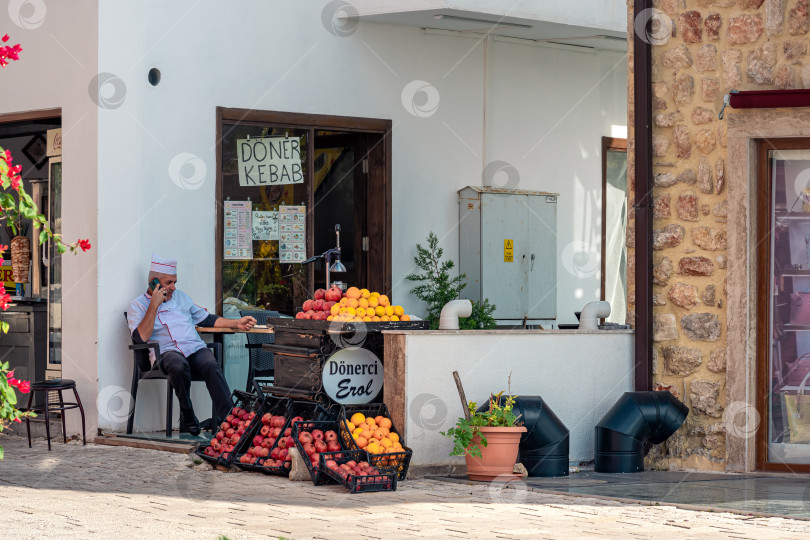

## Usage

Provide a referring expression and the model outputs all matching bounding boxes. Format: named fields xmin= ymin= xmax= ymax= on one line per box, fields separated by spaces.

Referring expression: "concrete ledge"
xmin=4 ymin=419 xmax=65 ymax=441
xmin=94 ymin=434 xmax=196 ymax=454
xmin=406 ymin=463 xmax=465 ymax=478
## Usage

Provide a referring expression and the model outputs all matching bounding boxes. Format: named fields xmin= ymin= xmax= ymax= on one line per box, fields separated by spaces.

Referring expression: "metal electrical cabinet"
xmin=458 ymin=187 xmax=558 ymax=321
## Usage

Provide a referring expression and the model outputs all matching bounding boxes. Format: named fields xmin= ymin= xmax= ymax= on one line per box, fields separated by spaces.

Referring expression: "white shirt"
xmin=127 ymin=289 xmax=210 ymax=362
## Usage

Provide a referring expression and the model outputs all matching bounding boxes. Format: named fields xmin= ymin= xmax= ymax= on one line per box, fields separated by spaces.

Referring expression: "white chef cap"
xmin=150 ymin=253 xmax=177 ymax=275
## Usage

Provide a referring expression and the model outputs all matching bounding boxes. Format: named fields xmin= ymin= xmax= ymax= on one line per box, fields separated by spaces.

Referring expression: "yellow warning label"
xmin=504 ymin=239 xmax=513 ymax=262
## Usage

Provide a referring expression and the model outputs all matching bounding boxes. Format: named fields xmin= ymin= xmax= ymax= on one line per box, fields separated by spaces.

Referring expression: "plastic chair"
xmin=239 ymin=309 xmax=279 ymax=395
xmin=124 ymin=313 xmax=222 ymax=437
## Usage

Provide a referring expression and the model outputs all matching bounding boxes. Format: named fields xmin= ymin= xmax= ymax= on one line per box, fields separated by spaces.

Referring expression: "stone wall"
xmin=627 ymin=0 xmax=801 ymax=471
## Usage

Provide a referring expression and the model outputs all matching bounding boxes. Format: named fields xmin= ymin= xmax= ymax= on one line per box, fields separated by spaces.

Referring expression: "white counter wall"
xmin=392 ymin=330 xmax=634 ymax=469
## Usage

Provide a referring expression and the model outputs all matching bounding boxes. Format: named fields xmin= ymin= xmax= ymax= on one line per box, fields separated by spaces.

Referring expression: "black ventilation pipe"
xmin=477 ymin=395 xmax=569 ymax=477
xmin=594 ymin=391 xmax=688 ymax=473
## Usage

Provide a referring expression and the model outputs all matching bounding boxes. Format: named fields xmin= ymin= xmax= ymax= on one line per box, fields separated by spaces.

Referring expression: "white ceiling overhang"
xmin=345 ymin=0 xmax=628 ymax=52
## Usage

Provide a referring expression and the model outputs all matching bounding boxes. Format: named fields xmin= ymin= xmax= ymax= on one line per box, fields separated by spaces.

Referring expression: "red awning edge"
xmin=728 ymin=89 xmax=810 ymax=109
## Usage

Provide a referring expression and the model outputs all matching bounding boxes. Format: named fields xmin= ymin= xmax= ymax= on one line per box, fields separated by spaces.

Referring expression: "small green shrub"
xmin=406 ymin=232 xmax=496 ymax=329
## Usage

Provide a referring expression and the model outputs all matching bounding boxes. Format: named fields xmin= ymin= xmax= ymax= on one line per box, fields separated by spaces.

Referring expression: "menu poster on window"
xmin=279 ymin=205 xmax=306 ymax=262
xmin=237 ymin=136 xmax=304 ymax=187
xmin=224 ymin=200 xmax=253 ymax=260
xmin=252 ymin=211 xmax=279 ymax=241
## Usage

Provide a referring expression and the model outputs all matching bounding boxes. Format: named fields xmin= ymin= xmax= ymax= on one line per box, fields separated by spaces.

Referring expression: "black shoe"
xmin=200 ymin=417 xmax=220 ymax=433
xmin=179 ymin=410 xmax=201 ymax=436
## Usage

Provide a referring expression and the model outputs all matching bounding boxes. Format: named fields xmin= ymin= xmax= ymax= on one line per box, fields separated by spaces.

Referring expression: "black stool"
xmin=25 ymin=379 xmax=86 ymax=451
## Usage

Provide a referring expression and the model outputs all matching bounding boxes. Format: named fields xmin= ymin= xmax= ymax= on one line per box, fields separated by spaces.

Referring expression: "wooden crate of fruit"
xmin=338 ymin=404 xmax=413 ymax=480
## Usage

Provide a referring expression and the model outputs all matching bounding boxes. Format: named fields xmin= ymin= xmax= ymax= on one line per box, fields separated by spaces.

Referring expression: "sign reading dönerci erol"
xmin=322 ymin=348 xmax=384 ymax=405
xmin=237 ymin=136 xmax=304 ymax=186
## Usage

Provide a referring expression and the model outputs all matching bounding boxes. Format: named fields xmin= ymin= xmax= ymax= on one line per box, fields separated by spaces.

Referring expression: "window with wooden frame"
xmin=601 ymin=136 xmax=628 ymax=325
xmin=215 ymin=108 xmax=392 ymax=316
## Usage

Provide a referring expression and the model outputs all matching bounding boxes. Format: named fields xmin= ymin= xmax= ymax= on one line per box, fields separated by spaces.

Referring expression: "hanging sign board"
xmin=322 ymin=348 xmax=384 ymax=405
xmin=279 ymin=205 xmax=306 ymax=262
xmin=237 ymin=136 xmax=304 ymax=186
xmin=224 ymin=200 xmax=253 ymax=259
xmin=252 ymin=211 xmax=279 ymax=241
xmin=46 ymin=128 xmax=62 ymax=157
xmin=1 ymin=262 xmax=14 ymax=292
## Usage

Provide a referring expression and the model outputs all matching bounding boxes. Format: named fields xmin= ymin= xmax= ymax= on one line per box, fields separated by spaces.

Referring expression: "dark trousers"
xmin=159 ymin=347 xmax=231 ymax=421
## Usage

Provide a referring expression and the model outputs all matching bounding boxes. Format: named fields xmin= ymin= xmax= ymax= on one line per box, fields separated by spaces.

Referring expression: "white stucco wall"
xmin=489 ymin=41 xmax=628 ymax=323
xmin=92 ymin=1 xmax=625 ymax=431
xmin=2 ymin=1 xmax=626 ymax=433
xmin=399 ymin=331 xmax=634 ymax=468
xmin=0 ymin=2 xmax=99 ymax=438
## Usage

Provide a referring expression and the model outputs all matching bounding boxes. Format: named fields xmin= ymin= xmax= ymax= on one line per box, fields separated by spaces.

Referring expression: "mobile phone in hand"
xmin=149 ymin=278 xmax=168 ymax=302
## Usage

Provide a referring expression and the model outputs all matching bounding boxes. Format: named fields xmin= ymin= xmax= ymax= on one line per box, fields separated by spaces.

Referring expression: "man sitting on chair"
xmin=127 ymin=254 xmax=256 ymax=435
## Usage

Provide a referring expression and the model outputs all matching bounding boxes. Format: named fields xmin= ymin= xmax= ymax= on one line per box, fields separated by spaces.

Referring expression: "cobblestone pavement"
xmin=2 ymin=435 xmax=810 ymax=539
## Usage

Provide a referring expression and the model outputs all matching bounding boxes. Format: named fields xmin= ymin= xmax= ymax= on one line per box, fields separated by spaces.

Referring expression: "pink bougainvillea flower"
xmin=12 ymin=417 xmax=21 ymax=423
xmin=10 ymin=175 xmax=21 ymax=191
xmin=79 ymin=239 xmax=91 ymax=252
xmin=6 ymin=377 xmax=30 ymax=393
xmin=0 ymin=37 xmax=22 ymax=68
xmin=6 ymin=371 xmax=13 ymax=379
xmin=0 ymin=291 xmax=12 ymax=311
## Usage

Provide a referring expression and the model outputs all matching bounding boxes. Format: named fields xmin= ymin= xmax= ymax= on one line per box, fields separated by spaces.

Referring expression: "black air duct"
xmin=477 ymin=395 xmax=569 ymax=477
xmin=594 ymin=391 xmax=688 ymax=473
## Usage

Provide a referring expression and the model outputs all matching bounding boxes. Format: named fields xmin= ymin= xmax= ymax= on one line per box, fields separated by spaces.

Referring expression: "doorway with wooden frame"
xmin=0 ymin=109 xmax=63 ymax=403
xmin=215 ymin=108 xmax=392 ymax=315
xmin=756 ymin=137 xmax=810 ymax=472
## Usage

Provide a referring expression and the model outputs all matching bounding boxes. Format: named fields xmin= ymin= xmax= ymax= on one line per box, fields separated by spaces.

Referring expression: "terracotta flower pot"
xmin=464 ymin=426 xmax=527 ymax=482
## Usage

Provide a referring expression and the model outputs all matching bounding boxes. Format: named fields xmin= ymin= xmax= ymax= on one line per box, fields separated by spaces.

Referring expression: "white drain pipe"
xmin=579 ymin=301 xmax=611 ymax=330
xmin=439 ymin=300 xmax=473 ymax=330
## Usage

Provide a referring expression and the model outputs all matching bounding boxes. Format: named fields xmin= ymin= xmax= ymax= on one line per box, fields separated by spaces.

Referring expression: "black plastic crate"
xmin=318 ymin=449 xmax=398 ymax=494
xmin=231 ymin=395 xmax=291 ymax=473
xmin=338 ymin=403 xmax=413 ymax=480
xmin=235 ymin=400 xmax=330 ymax=475
xmin=196 ymin=390 xmax=267 ymax=467
xmin=291 ymin=420 xmax=344 ymax=485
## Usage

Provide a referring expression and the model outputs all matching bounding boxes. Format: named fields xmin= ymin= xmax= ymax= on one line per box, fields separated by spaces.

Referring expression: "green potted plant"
xmin=406 ymin=232 xmax=496 ymax=329
xmin=441 ymin=391 xmax=526 ymax=481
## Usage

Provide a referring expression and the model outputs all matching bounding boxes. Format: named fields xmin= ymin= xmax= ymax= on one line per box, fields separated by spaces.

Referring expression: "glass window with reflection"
xmin=219 ymin=124 xmax=308 ymax=314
